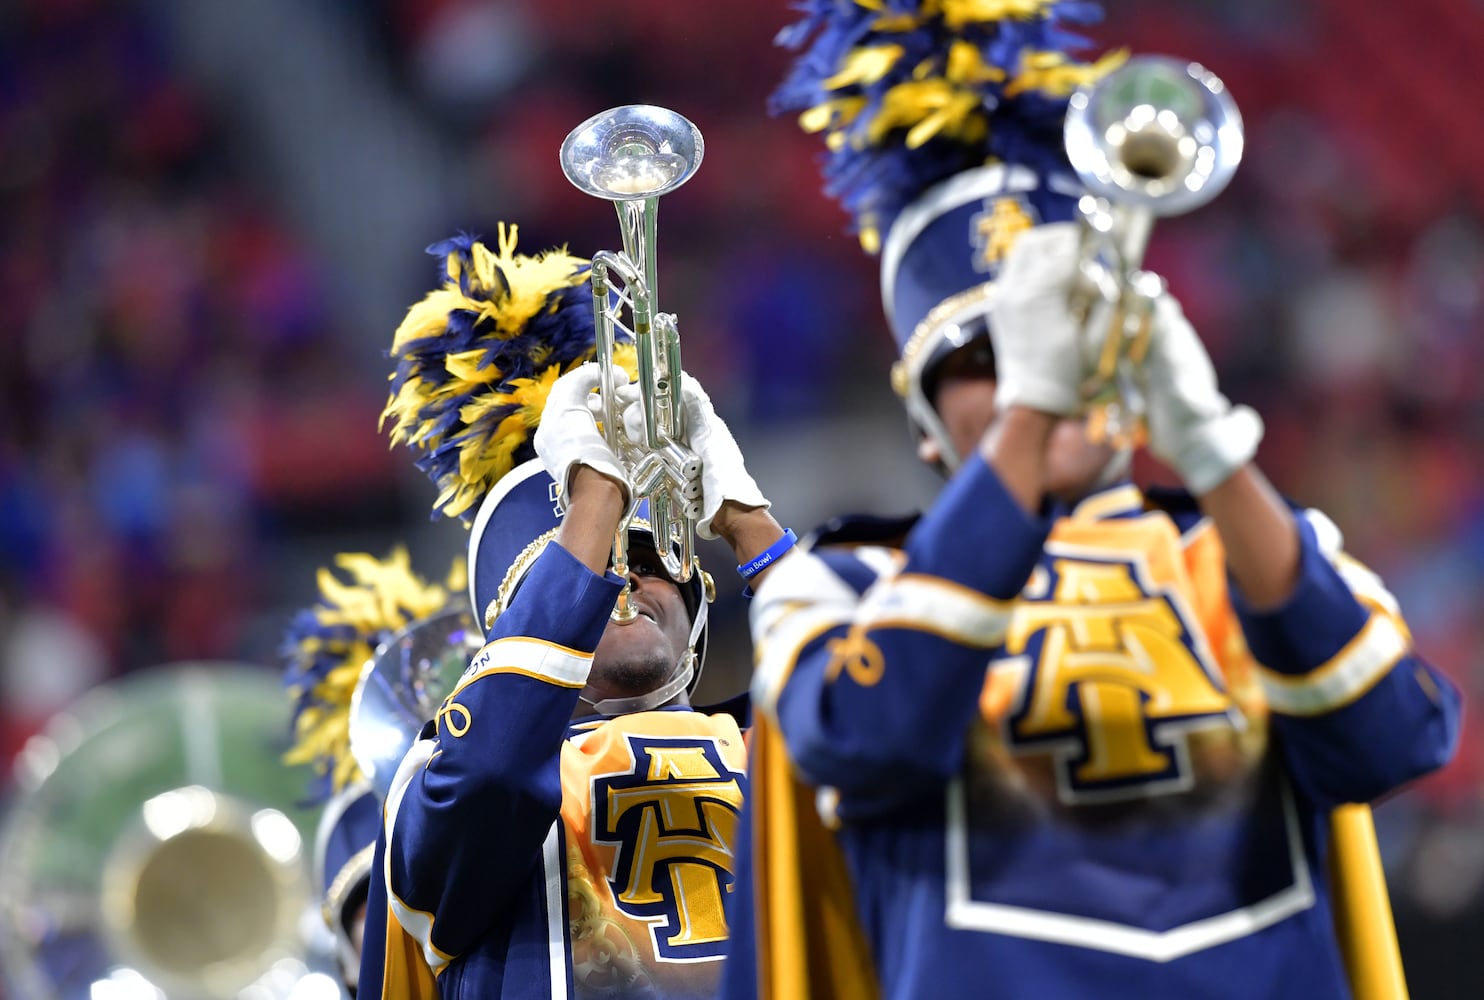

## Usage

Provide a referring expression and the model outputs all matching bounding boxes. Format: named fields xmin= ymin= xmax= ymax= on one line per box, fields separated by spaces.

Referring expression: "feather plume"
xmin=282 ymin=546 xmax=451 ymax=802
xmin=772 ymin=0 xmax=1124 ymax=250
xmin=382 ymin=225 xmax=638 ymax=521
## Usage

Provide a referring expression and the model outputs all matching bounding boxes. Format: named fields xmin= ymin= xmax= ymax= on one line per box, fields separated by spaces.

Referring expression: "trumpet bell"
xmin=0 ymin=664 xmax=328 ymax=1000
xmin=348 ymin=609 xmax=482 ymax=801
xmin=1064 ymin=55 xmax=1243 ymax=217
xmin=560 ymin=105 xmax=704 ymax=201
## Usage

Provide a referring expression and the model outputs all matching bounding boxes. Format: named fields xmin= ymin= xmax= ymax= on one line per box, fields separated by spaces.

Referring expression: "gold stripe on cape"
xmin=1329 ymin=804 xmax=1410 ymax=1000
xmin=753 ymin=717 xmax=880 ymax=1000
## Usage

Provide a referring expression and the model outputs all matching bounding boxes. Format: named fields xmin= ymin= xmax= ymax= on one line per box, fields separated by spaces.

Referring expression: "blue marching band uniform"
xmin=742 ymin=472 xmax=1457 ymax=998
xmin=277 ymin=5 xmax=1462 ymax=999
xmin=722 ymin=2 xmax=1462 ymax=1000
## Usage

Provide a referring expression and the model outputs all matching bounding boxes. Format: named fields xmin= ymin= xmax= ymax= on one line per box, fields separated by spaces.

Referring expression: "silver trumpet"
xmin=1064 ymin=55 xmax=1244 ymax=448
xmin=559 ymin=105 xmax=705 ymax=623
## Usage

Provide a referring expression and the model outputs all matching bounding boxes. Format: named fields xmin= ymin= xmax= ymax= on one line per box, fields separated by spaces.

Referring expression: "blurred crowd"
xmin=1 ymin=0 xmax=1482 ymax=993
xmin=0 ymin=0 xmax=406 ymax=760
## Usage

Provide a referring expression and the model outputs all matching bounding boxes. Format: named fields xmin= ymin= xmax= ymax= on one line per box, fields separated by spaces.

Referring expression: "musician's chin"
xmin=594 ymin=615 xmax=677 ymax=677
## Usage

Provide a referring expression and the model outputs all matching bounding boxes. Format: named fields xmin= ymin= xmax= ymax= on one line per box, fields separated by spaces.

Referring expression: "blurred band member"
xmin=725 ymin=4 xmax=1462 ymax=999
xmin=283 ymin=547 xmax=459 ymax=993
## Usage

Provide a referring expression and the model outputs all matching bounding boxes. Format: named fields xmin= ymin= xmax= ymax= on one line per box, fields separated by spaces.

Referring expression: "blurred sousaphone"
xmin=0 ymin=664 xmax=335 ymax=1000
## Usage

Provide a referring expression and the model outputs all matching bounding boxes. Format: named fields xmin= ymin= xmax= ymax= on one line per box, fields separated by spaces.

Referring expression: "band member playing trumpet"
xmin=359 ymin=226 xmax=784 ymax=999
xmin=726 ymin=3 xmax=1462 ymax=999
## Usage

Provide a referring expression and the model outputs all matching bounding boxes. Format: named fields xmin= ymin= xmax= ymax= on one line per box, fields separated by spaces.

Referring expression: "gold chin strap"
xmin=894 ymin=282 xmax=998 ymax=475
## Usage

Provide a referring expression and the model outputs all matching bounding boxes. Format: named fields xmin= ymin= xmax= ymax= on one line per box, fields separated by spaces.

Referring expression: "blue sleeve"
xmin=754 ymin=454 xmax=1051 ymax=815
xmin=381 ymin=542 xmax=623 ymax=966
xmin=1235 ymin=512 xmax=1462 ymax=808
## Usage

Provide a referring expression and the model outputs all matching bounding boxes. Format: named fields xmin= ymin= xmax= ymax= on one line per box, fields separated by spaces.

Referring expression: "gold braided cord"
xmin=890 ymin=280 xmax=997 ymax=397
xmin=484 ymin=528 xmax=561 ymax=629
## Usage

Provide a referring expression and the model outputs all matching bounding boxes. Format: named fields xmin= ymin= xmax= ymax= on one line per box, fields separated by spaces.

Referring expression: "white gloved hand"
xmin=533 ymin=362 xmax=630 ymax=506
xmin=987 ymin=222 xmax=1090 ymax=416
xmin=1143 ymin=293 xmax=1264 ymax=495
xmin=620 ymin=373 xmax=769 ymax=539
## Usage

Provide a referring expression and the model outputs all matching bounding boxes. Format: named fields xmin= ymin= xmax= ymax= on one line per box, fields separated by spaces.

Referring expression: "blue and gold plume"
xmin=772 ymin=0 xmax=1123 ymax=251
xmin=382 ymin=224 xmax=636 ymax=522
xmin=282 ymin=547 xmax=456 ymax=802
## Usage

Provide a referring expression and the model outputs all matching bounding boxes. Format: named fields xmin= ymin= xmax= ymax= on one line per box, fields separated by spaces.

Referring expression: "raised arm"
xmin=620 ymin=370 xmax=790 ymax=583
xmin=752 ymin=454 xmax=1053 ymax=815
xmin=1143 ymin=292 xmax=1460 ymax=807
xmin=381 ymin=542 xmax=621 ymax=972
xmin=1233 ymin=507 xmax=1459 ymax=807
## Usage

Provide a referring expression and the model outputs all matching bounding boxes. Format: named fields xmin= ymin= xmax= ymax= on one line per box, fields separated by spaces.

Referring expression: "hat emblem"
xmin=971 ymin=195 xmax=1038 ymax=273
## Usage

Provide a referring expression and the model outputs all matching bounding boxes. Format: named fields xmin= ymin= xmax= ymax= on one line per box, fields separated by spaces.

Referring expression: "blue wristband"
xmin=737 ymin=528 xmax=797 ymax=587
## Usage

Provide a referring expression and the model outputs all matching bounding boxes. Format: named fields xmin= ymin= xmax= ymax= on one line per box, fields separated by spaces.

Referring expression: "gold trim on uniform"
xmin=1257 ymin=612 xmax=1408 ymax=717
xmin=857 ymin=572 xmax=1015 ymax=647
xmin=456 ymin=636 xmax=594 ymax=694
xmin=1068 ymin=484 xmax=1145 ymax=523
xmin=485 ymin=528 xmax=561 ymax=629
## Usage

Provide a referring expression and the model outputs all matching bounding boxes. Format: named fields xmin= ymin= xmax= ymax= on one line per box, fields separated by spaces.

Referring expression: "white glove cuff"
xmin=1174 ymin=404 xmax=1264 ymax=496
xmin=556 ymin=452 xmax=630 ymax=511
xmin=696 ymin=482 xmax=770 ymax=540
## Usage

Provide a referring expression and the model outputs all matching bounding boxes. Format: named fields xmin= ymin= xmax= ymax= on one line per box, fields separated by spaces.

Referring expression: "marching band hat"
xmin=466 ymin=459 xmax=709 ymax=674
xmin=771 ymin=0 xmax=1123 ymax=466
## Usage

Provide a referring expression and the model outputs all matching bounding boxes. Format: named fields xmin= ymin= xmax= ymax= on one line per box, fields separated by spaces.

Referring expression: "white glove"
xmin=1143 ymin=293 xmax=1264 ymax=495
xmin=619 ymin=373 xmax=769 ymax=539
xmin=533 ymin=363 xmax=630 ymax=506
xmin=987 ymin=222 xmax=1089 ymax=416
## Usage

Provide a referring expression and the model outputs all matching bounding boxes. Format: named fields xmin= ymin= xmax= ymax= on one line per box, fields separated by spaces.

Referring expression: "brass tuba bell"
xmin=0 ymin=664 xmax=334 ymax=999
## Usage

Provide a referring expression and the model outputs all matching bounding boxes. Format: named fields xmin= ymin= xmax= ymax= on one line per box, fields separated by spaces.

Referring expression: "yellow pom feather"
xmin=283 ymin=546 xmax=452 ymax=796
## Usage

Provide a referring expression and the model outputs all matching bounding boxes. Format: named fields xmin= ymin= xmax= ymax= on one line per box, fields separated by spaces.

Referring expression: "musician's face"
xmin=587 ymin=545 xmax=692 ymax=708
xmin=922 ymin=342 xmax=1117 ymax=502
